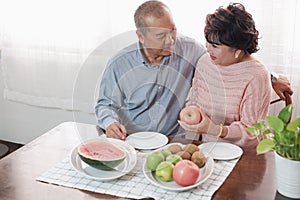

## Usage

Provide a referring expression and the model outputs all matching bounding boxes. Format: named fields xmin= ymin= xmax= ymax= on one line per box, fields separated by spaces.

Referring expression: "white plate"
xmin=143 ymin=143 xmax=214 ymax=191
xmin=125 ymin=131 xmax=168 ymax=150
xmin=199 ymin=142 xmax=243 ymax=160
xmin=70 ymin=138 xmax=137 ymax=181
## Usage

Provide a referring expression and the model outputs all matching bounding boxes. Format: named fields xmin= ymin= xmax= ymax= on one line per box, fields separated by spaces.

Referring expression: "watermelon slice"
xmin=78 ymin=140 xmax=126 ymax=170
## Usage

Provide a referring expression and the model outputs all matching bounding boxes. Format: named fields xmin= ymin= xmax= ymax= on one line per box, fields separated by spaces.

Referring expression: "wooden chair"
xmin=0 ymin=143 xmax=9 ymax=159
xmin=270 ymin=91 xmax=292 ymax=122
xmin=270 ymin=91 xmax=292 ymax=105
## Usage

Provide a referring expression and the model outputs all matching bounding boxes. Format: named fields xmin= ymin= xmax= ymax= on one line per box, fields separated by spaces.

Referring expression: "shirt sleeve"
xmin=95 ymin=61 xmax=123 ymax=130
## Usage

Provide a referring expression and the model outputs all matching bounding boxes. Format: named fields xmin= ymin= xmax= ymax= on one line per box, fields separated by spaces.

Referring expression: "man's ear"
xmin=136 ymin=30 xmax=144 ymax=44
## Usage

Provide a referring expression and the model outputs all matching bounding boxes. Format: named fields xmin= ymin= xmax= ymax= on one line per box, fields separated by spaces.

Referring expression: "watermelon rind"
xmin=77 ymin=141 xmax=126 ymax=170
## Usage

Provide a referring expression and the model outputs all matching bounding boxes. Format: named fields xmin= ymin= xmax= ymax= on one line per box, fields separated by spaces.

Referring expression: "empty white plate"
xmin=125 ymin=131 xmax=168 ymax=150
xmin=199 ymin=142 xmax=243 ymax=160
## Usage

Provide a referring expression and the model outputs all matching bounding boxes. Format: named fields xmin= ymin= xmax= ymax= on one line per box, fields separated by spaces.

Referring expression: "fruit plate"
xmin=142 ymin=143 xmax=214 ymax=191
xmin=199 ymin=142 xmax=243 ymax=160
xmin=70 ymin=138 xmax=137 ymax=181
xmin=125 ymin=131 xmax=168 ymax=150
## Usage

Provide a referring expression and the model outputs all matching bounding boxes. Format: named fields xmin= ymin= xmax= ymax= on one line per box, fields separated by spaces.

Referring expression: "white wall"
xmin=0 ymin=68 xmax=96 ymax=144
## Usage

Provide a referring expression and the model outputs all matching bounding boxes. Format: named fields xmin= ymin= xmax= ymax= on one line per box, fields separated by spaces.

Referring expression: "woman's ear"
xmin=234 ymin=49 xmax=242 ymax=58
xmin=136 ymin=30 xmax=144 ymax=44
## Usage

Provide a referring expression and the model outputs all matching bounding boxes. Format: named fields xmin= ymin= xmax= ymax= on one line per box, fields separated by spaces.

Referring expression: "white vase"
xmin=275 ymin=152 xmax=300 ymax=199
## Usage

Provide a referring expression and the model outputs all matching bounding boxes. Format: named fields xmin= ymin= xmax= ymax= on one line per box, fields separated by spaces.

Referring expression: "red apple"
xmin=172 ymin=160 xmax=200 ymax=186
xmin=179 ymin=106 xmax=202 ymax=125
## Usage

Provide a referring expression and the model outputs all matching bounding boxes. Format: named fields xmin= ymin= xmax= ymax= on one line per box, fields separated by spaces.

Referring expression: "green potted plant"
xmin=246 ymin=104 xmax=300 ymax=198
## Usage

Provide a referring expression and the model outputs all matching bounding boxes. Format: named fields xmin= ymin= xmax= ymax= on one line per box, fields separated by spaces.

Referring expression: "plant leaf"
xmin=245 ymin=127 xmax=258 ymax=135
xmin=253 ymin=123 xmax=264 ymax=130
xmin=278 ymin=104 xmax=292 ymax=123
xmin=287 ymin=117 xmax=300 ymax=132
xmin=263 ymin=129 xmax=271 ymax=135
xmin=265 ymin=116 xmax=284 ymax=132
xmin=256 ymin=139 xmax=275 ymax=154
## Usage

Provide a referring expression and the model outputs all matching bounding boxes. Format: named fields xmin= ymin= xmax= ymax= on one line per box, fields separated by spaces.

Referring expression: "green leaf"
xmin=262 ymin=129 xmax=271 ymax=137
xmin=256 ymin=139 xmax=275 ymax=154
xmin=245 ymin=127 xmax=258 ymax=135
xmin=278 ymin=104 xmax=292 ymax=123
xmin=265 ymin=116 xmax=284 ymax=132
xmin=287 ymin=117 xmax=300 ymax=132
xmin=253 ymin=123 xmax=264 ymax=130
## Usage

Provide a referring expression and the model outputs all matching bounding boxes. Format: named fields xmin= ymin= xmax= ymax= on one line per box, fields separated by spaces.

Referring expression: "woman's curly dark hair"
xmin=205 ymin=3 xmax=259 ymax=54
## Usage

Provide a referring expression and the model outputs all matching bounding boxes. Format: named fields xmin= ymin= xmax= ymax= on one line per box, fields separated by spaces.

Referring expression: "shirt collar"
xmin=137 ymin=42 xmax=171 ymax=67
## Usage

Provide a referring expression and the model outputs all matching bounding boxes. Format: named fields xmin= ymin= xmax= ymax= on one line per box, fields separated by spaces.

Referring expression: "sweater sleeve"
xmin=223 ymin=69 xmax=271 ymax=147
xmin=185 ymin=61 xmax=204 ymax=108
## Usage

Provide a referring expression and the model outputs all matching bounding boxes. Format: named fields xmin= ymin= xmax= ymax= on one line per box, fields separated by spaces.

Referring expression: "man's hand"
xmin=105 ymin=122 xmax=127 ymax=140
xmin=272 ymin=75 xmax=293 ymax=100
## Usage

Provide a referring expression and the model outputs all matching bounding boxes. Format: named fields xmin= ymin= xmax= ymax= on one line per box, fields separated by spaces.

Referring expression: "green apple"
xmin=146 ymin=151 xmax=165 ymax=171
xmin=166 ymin=154 xmax=182 ymax=165
xmin=155 ymin=161 xmax=174 ymax=182
xmin=160 ymin=149 xmax=172 ymax=159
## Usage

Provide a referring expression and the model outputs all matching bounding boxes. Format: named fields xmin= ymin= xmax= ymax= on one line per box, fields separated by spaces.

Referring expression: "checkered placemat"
xmin=37 ymin=151 xmax=239 ymax=200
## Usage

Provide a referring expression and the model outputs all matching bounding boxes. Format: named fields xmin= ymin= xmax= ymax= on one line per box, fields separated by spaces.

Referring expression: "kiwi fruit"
xmin=184 ymin=144 xmax=199 ymax=155
xmin=191 ymin=150 xmax=206 ymax=168
xmin=176 ymin=151 xmax=191 ymax=160
xmin=167 ymin=144 xmax=183 ymax=154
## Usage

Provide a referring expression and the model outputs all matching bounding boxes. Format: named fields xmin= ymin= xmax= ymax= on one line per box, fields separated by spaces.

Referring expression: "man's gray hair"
xmin=134 ymin=0 xmax=170 ymax=33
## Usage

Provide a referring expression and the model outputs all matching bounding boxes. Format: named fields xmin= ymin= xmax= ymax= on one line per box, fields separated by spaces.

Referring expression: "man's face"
xmin=137 ymin=11 xmax=177 ymax=57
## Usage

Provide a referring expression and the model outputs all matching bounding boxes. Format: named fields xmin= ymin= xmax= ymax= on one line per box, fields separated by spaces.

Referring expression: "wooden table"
xmin=0 ymin=122 xmax=291 ymax=200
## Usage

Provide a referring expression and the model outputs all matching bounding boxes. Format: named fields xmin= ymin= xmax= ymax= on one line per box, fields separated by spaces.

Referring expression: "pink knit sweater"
xmin=186 ymin=53 xmax=271 ymax=147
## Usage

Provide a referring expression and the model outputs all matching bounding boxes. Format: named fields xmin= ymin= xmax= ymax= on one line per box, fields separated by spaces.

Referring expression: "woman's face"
xmin=206 ymin=42 xmax=237 ymax=66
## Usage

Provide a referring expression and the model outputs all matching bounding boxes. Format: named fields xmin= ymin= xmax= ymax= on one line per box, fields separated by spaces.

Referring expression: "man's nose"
xmin=165 ymin=32 xmax=175 ymax=45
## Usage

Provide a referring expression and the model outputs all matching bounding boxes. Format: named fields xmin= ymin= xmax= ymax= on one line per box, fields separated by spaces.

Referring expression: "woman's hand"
xmin=178 ymin=111 xmax=221 ymax=137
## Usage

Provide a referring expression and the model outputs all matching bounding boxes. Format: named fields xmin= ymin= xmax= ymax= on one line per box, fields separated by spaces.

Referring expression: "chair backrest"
xmin=270 ymin=91 xmax=292 ymax=106
xmin=270 ymin=91 xmax=292 ymax=122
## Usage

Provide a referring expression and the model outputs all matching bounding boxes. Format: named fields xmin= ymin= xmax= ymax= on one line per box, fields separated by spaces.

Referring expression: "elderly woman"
xmin=179 ymin=3 xmax=271 ymax=147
